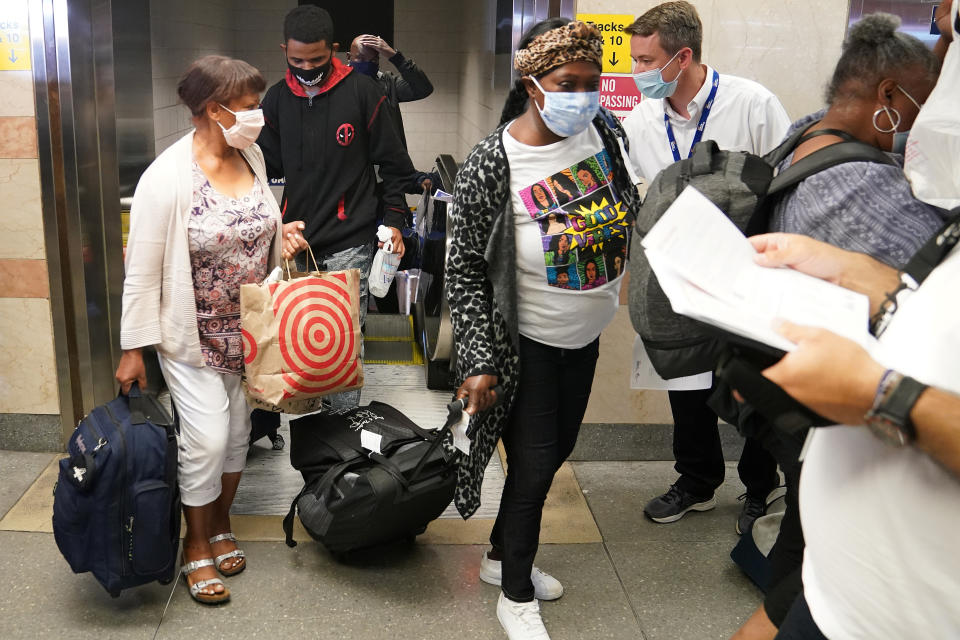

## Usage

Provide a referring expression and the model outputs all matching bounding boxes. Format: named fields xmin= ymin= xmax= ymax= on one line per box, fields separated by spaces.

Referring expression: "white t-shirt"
xmin=801 ymin=246 xmax=960 ymax=639
xmin=501 ymin=123 xmax=628 ymax=349
xmin=622 ymin=65 xmax=791 ymax=180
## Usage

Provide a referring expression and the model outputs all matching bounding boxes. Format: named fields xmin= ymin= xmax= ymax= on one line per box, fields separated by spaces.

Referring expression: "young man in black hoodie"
xmin=257 ymin=5 xmax=415 ymax=410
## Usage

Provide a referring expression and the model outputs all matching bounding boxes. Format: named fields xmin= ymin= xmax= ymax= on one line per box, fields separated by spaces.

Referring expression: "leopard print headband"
xmin=514 ymin=20 xmax=604 ymax=77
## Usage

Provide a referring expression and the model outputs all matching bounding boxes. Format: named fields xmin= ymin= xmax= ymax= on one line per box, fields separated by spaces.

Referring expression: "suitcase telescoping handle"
xmin=408 ymin=385 xmax=504 ymax=484
xmin=445 ymin=384 xmax=504 ymax=419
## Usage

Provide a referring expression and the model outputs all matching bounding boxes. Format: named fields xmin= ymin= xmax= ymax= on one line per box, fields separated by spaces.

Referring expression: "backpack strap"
xmin=283 ymin=457 xmax=368 ymax=547
xmin=282 ymin=485 xmax=309 ymax=548
xmin=767 ymin=140 xmax=896 ymax=196
xmin=746 ymin=130 xmax=898 ymax=236
xmin=690 ymin=139 xmax=720 ymax=176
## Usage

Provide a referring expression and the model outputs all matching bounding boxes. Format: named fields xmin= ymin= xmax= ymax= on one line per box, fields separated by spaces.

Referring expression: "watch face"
xmin=866 ymin=415 xmax=910 ymax=447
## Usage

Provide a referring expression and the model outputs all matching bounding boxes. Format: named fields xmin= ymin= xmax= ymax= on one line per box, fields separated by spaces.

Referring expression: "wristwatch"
xmin=864 ymin=371 xmax=927 ymax=446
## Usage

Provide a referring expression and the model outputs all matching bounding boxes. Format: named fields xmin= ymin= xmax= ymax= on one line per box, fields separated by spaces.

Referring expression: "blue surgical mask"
xmin=632 ymin=49 xmax=683 ymax=99
xmin=349 ymin=60 xmax=379 ymax=77
xmin=529 ymin=76 xmax=600 ymax=138
xmin=892 ymin=131 xmax=909 ymax=155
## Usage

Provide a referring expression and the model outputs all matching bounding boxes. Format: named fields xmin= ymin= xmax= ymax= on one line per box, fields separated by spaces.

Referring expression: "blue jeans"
xmin=295 ymin=242 xmax=375 ymax=411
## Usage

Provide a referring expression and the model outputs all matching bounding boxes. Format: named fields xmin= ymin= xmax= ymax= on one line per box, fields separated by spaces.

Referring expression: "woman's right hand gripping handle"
xmin=456 ymin=374 xmax=500 ymax=415
xmin=115 ymin=348 xmax=147 ymax=395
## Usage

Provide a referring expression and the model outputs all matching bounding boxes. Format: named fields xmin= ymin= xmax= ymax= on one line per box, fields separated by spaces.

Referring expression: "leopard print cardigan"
xmin=445 ymin=109 xmax=640 ymax=518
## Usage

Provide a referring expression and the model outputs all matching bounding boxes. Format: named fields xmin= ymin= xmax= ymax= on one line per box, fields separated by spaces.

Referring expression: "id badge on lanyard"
xmin=664 ymin=70 xmax=720 ymax=162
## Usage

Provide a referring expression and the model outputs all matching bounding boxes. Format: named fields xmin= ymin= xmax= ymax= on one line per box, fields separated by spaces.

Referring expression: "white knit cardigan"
xmin=120 ymin=131 xmax=283 ymax=366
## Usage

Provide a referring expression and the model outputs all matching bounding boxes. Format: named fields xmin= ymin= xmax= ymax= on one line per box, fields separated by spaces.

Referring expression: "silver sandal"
xmin=181 ymin=558 xmax=230 ymax=604
xmin=209 ymin=532 xmax=246 ymax=576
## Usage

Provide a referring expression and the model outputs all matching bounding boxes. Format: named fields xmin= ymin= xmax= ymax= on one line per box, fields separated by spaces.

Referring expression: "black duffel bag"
xmin=283 ymin=401 xmax=456 ymax=555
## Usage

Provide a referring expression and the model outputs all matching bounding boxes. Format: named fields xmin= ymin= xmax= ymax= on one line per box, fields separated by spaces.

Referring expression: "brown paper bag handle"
xmin=284 ymin=245 xmax=321 ymax=280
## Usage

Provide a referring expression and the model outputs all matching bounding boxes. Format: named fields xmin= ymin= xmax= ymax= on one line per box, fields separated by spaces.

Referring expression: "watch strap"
xmin=878 ymin=375 xmax=927 ymax=442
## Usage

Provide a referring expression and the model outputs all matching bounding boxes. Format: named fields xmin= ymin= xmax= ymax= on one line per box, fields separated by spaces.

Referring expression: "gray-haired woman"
xmin=733 ymin=13 xmax=949 ymax=640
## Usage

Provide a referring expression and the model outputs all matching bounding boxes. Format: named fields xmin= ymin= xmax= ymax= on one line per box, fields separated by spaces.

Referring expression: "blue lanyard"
xmin=664 ymin=70 xmax=720 ymax=162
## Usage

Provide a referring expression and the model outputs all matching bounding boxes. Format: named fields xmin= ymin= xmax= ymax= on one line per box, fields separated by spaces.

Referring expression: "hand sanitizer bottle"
xmin=369 ymin=225 xmax=401 ymax=298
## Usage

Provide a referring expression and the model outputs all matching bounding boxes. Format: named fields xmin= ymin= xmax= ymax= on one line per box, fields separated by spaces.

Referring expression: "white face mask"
xmin=217 ymin=104 xmax=264 ymax=149
xmin=529 ymin=76 xmax=601 ymax=138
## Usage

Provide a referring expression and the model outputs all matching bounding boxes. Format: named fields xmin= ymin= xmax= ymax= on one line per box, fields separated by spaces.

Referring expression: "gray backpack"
xmin=628 ymin=128 xmax=896 ymax=379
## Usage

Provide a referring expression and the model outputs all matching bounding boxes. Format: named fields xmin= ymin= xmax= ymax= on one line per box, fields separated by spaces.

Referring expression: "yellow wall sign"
xmin=576 ymin=13 xmax=634 ymax=74
xmin=0 ymin=1 xmax=30 ymax=71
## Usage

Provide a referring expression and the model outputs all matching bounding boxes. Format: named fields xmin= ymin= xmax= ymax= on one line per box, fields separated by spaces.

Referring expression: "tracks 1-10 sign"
xmin=576 ymin=13 xmax=634 ymax=74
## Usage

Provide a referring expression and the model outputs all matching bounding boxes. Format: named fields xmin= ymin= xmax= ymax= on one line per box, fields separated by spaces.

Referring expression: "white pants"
xmin=158 ymin=355 xmax=252 ymax=507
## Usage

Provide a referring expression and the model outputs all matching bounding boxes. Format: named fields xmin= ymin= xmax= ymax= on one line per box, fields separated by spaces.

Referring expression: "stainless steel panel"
xmin=111 ymin=0 xmax=153 ymax=197
xmin=31 ymin=0 xmax=83 ymax=441
xmin=31 ymin=0 xmax=130 ymax=443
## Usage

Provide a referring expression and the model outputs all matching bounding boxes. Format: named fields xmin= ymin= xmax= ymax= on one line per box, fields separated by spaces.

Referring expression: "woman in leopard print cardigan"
xmin=444 ymin=17 xmax=640 ymax=636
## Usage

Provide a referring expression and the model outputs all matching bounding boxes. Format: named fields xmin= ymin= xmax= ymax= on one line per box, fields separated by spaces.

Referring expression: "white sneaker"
xmin=497 ymin=592 xmax=551 ymax=640
xmin=480 ymin=551 xmax=564 ymax=600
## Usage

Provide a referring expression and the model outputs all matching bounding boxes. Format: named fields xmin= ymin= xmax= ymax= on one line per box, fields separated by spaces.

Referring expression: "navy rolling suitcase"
xmin=52 ymin=383 xmax=181 ymax=597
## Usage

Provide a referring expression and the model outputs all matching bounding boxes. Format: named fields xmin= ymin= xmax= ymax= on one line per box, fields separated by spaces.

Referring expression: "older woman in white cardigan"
xmin=115 ymin=55 xmax=306 ymax=605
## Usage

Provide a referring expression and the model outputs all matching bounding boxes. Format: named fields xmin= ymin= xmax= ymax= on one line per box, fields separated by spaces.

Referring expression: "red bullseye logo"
xmin=241 ymin=328 xmax=257 ymax=365
xmin=272 ymin=274 xmax=359 ymax=396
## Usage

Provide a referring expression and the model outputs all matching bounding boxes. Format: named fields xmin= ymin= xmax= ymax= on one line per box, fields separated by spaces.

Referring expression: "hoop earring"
xmin=873 ymin=106 xmax=901 ymax=134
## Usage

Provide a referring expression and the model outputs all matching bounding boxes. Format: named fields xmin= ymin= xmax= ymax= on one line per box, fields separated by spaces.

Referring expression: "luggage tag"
xmin=451 ymin=411 xmax=471 ymax=455
xmin=360 ymin=429 xmax=383 ymax=454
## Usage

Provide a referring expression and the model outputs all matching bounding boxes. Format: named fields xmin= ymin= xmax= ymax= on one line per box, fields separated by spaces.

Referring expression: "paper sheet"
xmin=451 ymin=411 xmax=471 ymax=455
xmin=630 ymin=335 xmax=713 ymax=390
xmin=642 ymin=187 xmax=876 ymax=353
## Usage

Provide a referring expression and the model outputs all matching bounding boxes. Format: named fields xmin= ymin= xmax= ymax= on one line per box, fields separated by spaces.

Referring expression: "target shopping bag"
xmin=240 ymin=264 xmax=364 ymax=414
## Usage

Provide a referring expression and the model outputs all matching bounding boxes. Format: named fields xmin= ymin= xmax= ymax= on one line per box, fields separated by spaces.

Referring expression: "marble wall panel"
xmin=0 ymin=298 xmax=59 ymax=415
xmin=0 ymin=159 xmax=45 ymax=260
xmin=583 ymin=308 xmax=673 ymax=425
xmin=0 ymin=259 xmax=49 ymax=298
xmin=0 ymin=71 xmax=34 ymax=117
xmin=0 ymin=117 xmax=38 ymax=159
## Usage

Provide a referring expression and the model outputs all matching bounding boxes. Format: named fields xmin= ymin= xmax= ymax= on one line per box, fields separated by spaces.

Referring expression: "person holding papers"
xmin=730 ymin=14 xmax=950 ymax=640
xmin=445 ymin=18 xmax=639 ymax=640
xmin=622 ymin=1 xmax=788 ymax=536
xmin=739 ymin=224 xmax=960 ymax=640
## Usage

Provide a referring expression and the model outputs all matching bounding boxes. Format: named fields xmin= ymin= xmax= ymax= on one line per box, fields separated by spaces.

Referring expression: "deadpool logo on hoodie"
xmin=336 ymin=123 xmax=355 ymax=147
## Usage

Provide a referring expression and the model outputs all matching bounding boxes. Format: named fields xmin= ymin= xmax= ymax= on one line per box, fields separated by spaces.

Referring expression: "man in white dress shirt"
xmin=622 ymin=1 xmax=790 ymax=531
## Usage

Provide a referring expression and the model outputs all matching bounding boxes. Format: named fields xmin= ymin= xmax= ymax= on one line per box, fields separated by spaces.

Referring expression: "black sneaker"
xmin=736 ymin=492 xmax=768 ymax=535
xmin=644 ymin=484 xmax=717 ymax=523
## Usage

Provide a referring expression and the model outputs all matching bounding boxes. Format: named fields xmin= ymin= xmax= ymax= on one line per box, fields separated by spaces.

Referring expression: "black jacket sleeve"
xmin=360 ymin=76 xmax=416 ymax=230
xmin=387 ymin=51 xmax=434 ymax=102
xmin=256 ymin=85 xmax=284 ymax=181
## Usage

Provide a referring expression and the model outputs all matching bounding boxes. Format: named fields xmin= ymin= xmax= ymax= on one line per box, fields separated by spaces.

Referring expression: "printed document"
xmin=641 ymin=187 xmax=875 ymax=353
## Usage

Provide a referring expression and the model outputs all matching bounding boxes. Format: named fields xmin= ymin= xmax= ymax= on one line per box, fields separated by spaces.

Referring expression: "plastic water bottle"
xmin=369 ymin=225 xmax=401 ymax=298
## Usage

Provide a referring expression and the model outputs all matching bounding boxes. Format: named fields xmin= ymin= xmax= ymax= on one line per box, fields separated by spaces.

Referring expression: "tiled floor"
xmin=0 ymin=364 xmax=766 ymax=639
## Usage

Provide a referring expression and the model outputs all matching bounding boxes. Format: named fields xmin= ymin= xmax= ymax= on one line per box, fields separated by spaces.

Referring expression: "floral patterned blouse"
xmin=188 ymin=162 xmax=276 ymax=374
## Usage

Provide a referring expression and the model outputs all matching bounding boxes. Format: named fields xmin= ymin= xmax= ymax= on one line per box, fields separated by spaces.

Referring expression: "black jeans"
xmin=490 ymin=334 xmax=600 ymax=602
xmin=774 ymin=593 xmax=829 ymax=640
xmin=668 ymin=387 xmax=779 ymax=498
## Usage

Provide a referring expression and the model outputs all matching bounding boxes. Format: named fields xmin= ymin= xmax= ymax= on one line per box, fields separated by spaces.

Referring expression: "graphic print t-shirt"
xmin=503 ymin=123 xmax=630 ymax=349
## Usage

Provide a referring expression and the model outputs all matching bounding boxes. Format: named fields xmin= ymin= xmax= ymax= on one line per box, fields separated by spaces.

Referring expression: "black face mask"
xmin=289 ymin=60 xmax=330 ymax=87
